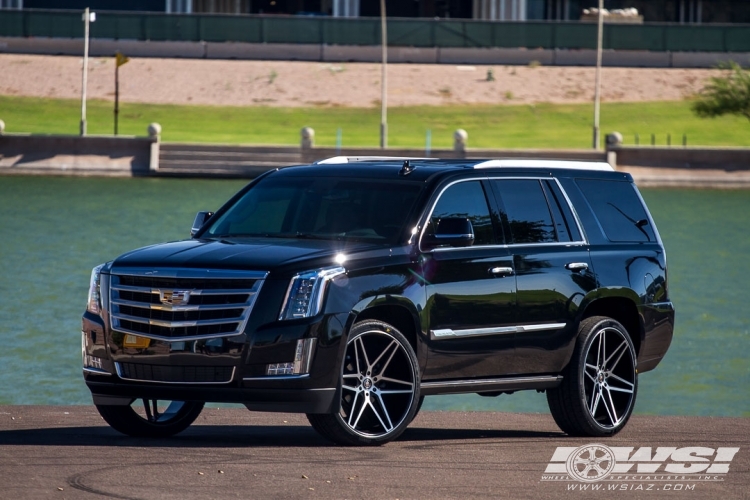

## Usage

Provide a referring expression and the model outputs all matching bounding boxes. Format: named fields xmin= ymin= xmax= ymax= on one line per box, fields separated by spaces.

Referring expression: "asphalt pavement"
xmin=0 ymin=406 xmax=747 ymax=499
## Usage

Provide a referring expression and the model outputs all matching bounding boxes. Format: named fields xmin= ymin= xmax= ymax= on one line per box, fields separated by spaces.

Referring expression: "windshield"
xmin=204 ymin=175 xmax=423 ymax=244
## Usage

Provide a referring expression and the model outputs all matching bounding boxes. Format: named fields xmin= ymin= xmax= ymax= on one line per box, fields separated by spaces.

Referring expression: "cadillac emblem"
xmin=159 ymin=290 xmax=190 ymax=306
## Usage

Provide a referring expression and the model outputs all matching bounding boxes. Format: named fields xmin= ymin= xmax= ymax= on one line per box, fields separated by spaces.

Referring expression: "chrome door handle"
xmin=490 ymin=267 xmax=514 ymax=276
xmin=566 ymin=262 xmax=589 ymax=272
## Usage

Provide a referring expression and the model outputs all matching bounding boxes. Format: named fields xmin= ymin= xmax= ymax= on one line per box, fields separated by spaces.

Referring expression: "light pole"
xmin=592 ymin=0 xmax=603 ymax=149
xmin=80 ymin=7 xmax=96 ymax=136
xmin=379 ymin=0 xmax=388 ymax=149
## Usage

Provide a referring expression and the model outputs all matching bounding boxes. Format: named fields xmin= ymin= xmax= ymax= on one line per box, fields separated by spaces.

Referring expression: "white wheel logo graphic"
xmin=566 ymin=444 xmax=616 ymax=482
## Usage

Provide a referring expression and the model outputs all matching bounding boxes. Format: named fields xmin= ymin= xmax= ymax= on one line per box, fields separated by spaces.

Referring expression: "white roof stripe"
xmin=316 ymin=156 xmax=435 ymax=164
xmin=472 ymin=159 xmax=613 ymax=171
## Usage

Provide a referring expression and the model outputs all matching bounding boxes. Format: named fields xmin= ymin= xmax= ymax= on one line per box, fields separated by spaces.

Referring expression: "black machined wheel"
xmin=547 ymin=316 xmax=638 ymax=437
xmin=307 ymin=320 xmax=420 ymax=446
xmin=96 ymin=399 xmax=204 ymax=438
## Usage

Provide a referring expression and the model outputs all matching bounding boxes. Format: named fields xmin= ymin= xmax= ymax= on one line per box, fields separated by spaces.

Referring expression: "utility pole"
xmin=379 ymin=0 xmax=388 ymax=149
xmin=114 ymin=52 xmax=130 ymax=135
xmin=592 ymin=0 xmax=603 ymax=149
xmin=80 ymin=7 xmax=96 ymax=136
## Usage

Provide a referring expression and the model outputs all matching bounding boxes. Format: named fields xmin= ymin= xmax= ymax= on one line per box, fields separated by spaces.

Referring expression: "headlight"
xmin=279 ymin=266 xmax=345 ymax=321
xmin=87 ymin=263 xmax=105 ymax=314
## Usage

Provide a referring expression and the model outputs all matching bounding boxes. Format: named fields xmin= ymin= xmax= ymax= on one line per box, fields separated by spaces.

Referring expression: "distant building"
xmin=2 ymin=0 xmax=749 ymax=23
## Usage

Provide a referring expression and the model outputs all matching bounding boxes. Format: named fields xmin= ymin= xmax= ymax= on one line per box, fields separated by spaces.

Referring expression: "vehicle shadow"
xmin=0 ymin=425 xmax=563 ymax=448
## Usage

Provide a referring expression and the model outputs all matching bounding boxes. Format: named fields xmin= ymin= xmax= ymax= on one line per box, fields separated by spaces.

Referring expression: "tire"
xmin=96 ymin=399 xmax=204 ymax=438
xmin=547 ymin=316 xmax=638 ymax=437
xmin=411 ymin=396 xmax=426 ymax=423
xmin=307 ymin=320 xmax=420 ymax=446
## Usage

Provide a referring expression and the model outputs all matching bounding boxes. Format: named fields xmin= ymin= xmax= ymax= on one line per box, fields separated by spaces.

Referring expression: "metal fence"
xmin=1 ymin=9 xmax=749 ymax=52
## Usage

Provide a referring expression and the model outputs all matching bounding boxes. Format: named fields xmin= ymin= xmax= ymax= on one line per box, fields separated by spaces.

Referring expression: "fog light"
xmin=123 ymin=334 xmax=151 ymax=349
xmin=266 ymin=338 xmax=317 ymax=376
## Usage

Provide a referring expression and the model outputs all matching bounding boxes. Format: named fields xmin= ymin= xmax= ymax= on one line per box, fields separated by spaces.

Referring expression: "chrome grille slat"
xmin=111 ymin=313 xmax=242 ymax=329
xmin=109 ymin=269 xmax=266 ymax=341
xmin=111 ymin=284 xmax=257 ymax=296
xmin=111 ymin=297 xmax=251 ymax=312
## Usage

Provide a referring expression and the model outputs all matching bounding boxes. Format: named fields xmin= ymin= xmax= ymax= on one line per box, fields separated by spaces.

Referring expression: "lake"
xmin=0 ymin=176 xmax=747 ymax=416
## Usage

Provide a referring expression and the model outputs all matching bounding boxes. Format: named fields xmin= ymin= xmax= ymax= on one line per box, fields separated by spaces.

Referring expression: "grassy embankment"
xmin=1 ymin=95 xmax=747 ymax=148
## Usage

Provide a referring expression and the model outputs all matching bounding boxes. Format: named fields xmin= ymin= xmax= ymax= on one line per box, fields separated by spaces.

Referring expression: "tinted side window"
xmin=430 ymin=181 xmax=495 ymax=246
xmin=492 ymin=179 xmax=556 ymax=244
xmin=543 ymin=180 xmax=582 ymax=242
xmin=576 ymin=179 xmax=655 ymax=242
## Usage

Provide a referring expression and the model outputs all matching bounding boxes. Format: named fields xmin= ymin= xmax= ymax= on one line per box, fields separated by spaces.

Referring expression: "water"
xmin=0 ymin=177 xmax=748 ymax=416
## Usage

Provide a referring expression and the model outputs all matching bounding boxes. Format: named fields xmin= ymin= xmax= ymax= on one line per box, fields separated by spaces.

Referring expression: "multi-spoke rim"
xmin=583 ymin=327 xmax=636 ymax=429
xmin=338 ymin=330 xmax=416 ymax=438
xmin=134 ymin=400 xmax=187 ymax=424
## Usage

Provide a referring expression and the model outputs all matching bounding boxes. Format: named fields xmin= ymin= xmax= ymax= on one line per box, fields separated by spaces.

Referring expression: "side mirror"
xmin=191 ymin=211 xmax=213 ymax=238
xmin=423 ymin=217 xmax=475 ymax=249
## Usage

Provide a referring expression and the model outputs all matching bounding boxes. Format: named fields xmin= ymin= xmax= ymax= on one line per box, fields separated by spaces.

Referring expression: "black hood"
xmin=109 ymin=237 xmax=390 ymax=275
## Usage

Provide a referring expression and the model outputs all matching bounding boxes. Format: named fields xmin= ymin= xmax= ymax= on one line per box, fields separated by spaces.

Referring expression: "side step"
xmin=420 ymin=375 xmax=562 ymax=396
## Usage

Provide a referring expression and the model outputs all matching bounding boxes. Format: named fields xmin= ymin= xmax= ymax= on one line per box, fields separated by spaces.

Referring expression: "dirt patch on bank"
xmin=0 ymin=54 xmax=718 ymax=108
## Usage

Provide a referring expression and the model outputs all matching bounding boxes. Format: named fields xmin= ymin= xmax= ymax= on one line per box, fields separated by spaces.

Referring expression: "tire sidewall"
xmin=575 ymin=318 xmax=638 ymax=435
xmin=97 ymin=400 xmax=204 ymax=438
xmin=333 ymin=320 xmax=420 ymax=445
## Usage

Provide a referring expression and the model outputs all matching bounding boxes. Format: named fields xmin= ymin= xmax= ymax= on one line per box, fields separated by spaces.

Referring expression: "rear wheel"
xmin=96 ymin=399 xmax=204 ymax=438
xmin=547 ymin=316 xmax=638 ymax=437
xmin=307 ymin=320 xmax=420 ymax=446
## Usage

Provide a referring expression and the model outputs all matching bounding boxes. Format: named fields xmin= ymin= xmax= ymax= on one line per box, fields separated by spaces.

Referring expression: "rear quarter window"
xmin=576 ymin=179 xmax=655 ymax=242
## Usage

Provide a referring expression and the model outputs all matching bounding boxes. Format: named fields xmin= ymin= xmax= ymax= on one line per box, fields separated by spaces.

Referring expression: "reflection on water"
xmin=0 ymin=178 xmax=747 ymax=416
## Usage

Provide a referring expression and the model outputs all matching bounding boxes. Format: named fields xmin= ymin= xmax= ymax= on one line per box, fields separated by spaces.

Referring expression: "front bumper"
xmin=82 ymin=310 xmax=349 ymax=414
xmin=85 ymin=377 xmax=337 ymax=413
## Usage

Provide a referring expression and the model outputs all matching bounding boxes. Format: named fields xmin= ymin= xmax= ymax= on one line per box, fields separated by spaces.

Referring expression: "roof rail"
xmin=472 ymin=159 xmax=613 ymax=171
xmin=316 ymin=156 xmax=436 ymax=165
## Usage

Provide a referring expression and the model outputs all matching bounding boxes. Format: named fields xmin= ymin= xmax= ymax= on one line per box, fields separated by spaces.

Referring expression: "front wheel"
xmin=547 ymin=316 xmax=638 ymax=437
xmin=307 ymin=320 xmax=420 ymax=446
xmin=96 ymin=399 xmax=204 ymax=438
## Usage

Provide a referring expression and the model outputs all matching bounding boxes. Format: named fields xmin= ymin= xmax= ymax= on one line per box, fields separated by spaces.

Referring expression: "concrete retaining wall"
xmin=0 ymin=134 xmax=156 ymax=176
xmin=2 ymin=36 xmax=750 ymax=68
xmin=2 ymin=135 xmax=749 ymax=186
xmin=610 ymin=145 xmax=750 ymax=170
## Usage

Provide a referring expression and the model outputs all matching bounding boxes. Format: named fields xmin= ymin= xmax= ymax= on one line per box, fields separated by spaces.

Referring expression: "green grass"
xmin=1 ymin=95 xmax=748 ymax=148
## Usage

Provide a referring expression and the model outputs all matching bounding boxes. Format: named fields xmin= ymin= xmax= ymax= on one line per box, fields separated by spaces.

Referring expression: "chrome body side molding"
xmin=430 ymin=323 xmax=566 ymax=340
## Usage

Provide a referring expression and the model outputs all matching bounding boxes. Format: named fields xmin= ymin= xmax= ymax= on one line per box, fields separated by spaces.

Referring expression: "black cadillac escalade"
xmin=82 ymin=157 xmax=674 ymax=445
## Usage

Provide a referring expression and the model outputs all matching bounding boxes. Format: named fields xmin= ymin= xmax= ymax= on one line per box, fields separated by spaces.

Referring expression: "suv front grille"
xmin=109 ymin=269 xmax=267 ymax=342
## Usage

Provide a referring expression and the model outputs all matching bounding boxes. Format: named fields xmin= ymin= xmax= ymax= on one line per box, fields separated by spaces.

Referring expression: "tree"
xmin=692 ymin=62 xmax=750 ymax=122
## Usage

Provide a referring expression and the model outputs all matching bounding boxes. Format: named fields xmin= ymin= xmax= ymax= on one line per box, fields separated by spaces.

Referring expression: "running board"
xmin=420 ymin=375 xmax=562 ymax=396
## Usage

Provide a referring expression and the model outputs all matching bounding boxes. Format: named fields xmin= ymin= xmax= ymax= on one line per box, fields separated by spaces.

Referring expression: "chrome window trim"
xmin=431 ymin=322 xmax=566 ymax=340
xmin=549 ymin=177 xmax=589 ymax=245
xmin=115 ymin=363 xmax=236 ymax=385
xmin=418 ymin=177 xmax=494 ymax=253
xmin=418 ymin=176 xmax=588 ymax=253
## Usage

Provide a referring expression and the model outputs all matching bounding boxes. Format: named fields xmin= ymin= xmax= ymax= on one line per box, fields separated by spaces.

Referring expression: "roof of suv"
xmin=276 ymin=157 xmax=618 ymax=183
